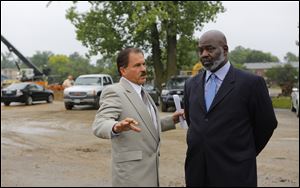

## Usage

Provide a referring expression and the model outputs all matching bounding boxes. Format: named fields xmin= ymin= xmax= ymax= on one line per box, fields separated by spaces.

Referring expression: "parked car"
xmin=144 ymin=83 xmax=160 ymax=106
xmin=160 ymin=75 xmax=191 ymax=112
xmin=291 ymin=87 xmax=299 ymax=117
xmin=1 ymin=82 xmax=54 ymax=106
xmin=63 ymin=74 xmax=113 ymax=110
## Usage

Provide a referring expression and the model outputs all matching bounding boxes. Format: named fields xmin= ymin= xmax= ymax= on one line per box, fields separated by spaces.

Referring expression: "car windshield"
xmin=75 ymin=77 xmax=102 ymax=86
xmin=5 ymin=82 xmax=29 ymax=90
xmin=166 ymin=77 xmax=189 ymax=89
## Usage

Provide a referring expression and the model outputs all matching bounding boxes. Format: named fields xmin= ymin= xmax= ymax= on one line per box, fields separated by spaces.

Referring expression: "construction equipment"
xmin=179 ymin=61 xmax=204 ymax=76
xmin=1 ymin=35 xmax=49 ymax=87
xmin=192 ymin=61 xmax=203 ymax=76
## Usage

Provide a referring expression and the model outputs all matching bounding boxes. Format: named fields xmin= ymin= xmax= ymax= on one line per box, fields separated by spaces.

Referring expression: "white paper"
xmin=173 ymin=94 xmax=188 ymax=129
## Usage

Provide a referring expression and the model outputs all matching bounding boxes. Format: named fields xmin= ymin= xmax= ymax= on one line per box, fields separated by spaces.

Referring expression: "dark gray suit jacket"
xmin=184 ymin=65 xmax=277 ymax=186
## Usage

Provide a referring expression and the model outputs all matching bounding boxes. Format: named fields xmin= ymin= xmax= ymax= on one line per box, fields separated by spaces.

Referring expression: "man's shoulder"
xmin=233 ymin=66 xmax=262 ymax=81
xmin=186 ymin=70 xmax=204 ymax=86
xmin=102 ymin=83 xmax=123 ymax=93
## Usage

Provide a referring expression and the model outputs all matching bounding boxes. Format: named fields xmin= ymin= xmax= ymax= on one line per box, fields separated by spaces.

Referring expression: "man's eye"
xmin=207 ymin=47 xmax=215 ymax=51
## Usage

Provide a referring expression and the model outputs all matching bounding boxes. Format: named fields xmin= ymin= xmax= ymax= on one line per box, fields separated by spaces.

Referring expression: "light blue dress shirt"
xmin=205 ymin=61 xmax=231 ymax=97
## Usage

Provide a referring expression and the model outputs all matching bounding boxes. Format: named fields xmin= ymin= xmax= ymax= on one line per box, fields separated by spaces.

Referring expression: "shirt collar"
xmin=121 ymin=77 xmax=142 ymax=95
xmin=205 ymin=61 xmax=231 ymax=82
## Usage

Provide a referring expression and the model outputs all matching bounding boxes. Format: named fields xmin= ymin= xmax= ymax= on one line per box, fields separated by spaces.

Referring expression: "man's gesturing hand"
xmin=113 ymin=118 xmax=141 ymax=133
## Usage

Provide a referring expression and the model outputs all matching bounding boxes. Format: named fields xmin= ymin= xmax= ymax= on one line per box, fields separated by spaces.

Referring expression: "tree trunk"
xmin=166 ymin=1 xmax=178 ymax=80
xmin=166 ymin=27 xmax=177 ymax=79
xmin=151 ymin=23 xmax=164 ymax=91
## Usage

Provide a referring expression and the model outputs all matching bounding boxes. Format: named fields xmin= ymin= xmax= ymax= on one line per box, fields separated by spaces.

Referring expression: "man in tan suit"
xmin=92 ymin=48 xmax=183 ymax=187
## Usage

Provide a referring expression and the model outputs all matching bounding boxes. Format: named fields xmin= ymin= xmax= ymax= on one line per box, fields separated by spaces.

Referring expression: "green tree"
xmin=48 ymin=52 xmax=95 ymax=83
xmin=66 ymin=1 xmax=224 ymax=89
xmin=177 ymin=36 xmax=199 ymax=71
xmin=95 ymin=56 xmax=119 ymax=82
xmin=265 ymin=64 xmax=298 ymax=96
xmin=29 ymin=51 xmax=53 ymax=70
xmin=229 ymin=46 xmax=279 ymax=64
xmin=48 ymin=54 xmax=71 ymax=83
xmin=1 ymin=52 xmax=16 ymax=69
xmin=284 ymin=52 xmax=299 ymax=62
xmin=69 ymin=52 xmax=94 ymax=78
xmin=29 ymin=51 xmax=53 ymax=75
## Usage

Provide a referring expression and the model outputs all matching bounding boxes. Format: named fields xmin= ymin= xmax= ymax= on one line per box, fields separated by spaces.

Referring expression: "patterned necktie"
xmin=205 ymin=74 xmax=217 ymax=111
xmin=141 ymin=88 xmax=158 ymax=130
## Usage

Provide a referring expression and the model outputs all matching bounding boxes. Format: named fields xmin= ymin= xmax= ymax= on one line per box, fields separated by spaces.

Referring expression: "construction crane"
xmin=1 ymin=35 xmax=50 ymax=86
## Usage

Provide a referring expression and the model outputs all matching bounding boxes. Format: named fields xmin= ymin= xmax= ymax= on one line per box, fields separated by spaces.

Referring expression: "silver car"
xmin=291 ymin=87 xmax=299 ymax=117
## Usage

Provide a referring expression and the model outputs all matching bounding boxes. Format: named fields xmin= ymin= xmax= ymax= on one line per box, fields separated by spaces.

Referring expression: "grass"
xmin=271 ymin=96 xmax=291 ymax=109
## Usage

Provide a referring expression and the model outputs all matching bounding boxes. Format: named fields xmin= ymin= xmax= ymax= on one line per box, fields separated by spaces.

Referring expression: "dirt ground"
xmin=1 ymin=101 xmax=299 ymax=187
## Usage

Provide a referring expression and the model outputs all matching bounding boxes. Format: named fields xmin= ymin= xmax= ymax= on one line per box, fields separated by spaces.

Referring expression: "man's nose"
xmin=141 ymin=64 xmax=146 ymax=71
xmin=201 ymin=49 xmax=210 ymax=57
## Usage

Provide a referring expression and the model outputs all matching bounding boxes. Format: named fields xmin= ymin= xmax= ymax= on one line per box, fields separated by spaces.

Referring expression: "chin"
xmin=138 ymin=79 xmax=146 ymax=85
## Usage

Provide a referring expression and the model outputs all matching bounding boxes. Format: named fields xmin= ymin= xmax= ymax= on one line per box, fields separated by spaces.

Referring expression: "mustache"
xmin=140 ymin=71 xmax=147 ymax=77
xmin=201 ymin=57 xmax=211 ymax=63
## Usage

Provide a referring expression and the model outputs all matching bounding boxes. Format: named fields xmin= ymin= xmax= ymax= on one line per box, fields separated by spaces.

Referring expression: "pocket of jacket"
xmin=115 ymin=150 xmax=143 ymax=163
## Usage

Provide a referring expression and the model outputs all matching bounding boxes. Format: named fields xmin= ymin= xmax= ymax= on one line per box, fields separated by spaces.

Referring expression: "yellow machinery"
xmin=192 ymin=62 xmax=203 ymax=76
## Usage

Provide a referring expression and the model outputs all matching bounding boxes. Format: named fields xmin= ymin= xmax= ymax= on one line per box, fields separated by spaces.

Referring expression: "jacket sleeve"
xmin=184 ymin=78 xmax=191 ymax=127
xmin=92 ymin=86 xmax=122 ymax=139
xmin=249 ymin=76 xmax=278 ymax=155
xmin=160 ymin=116 xmax=176 ymax=132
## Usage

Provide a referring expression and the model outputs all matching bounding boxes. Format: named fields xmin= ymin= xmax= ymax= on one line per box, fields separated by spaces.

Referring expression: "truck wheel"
xmin=65 ymin=103 xmax=73 ymax=110
xmin=94 ymin=96 xmax=100 ymax=109
xmin=4 ymin=102 xmax=10 ymax=106
xmin=291 ymin=103 xmax=296 ymax=112
xmin=161 ymin=102 xmax=168 ymax=112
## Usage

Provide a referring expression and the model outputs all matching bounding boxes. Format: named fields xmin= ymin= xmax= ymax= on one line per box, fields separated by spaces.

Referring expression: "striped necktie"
xmin=141 ymin=88 xmax=158 ymax=130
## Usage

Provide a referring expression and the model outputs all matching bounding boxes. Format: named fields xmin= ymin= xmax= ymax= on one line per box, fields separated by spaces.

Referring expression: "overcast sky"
xmin=1 ymin=1 xmax=299 ymax=63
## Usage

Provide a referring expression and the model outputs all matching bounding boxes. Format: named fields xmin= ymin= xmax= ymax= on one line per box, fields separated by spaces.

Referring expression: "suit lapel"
xmin=194 ymin=71 xmax=206 ymax=112
xmin=208 ymin=65 xmax=235 ymax=112
xmin=145 ymin=92 xmax=161 ymax=136
xmin=120 ymin=79 xmax=159 ymax=143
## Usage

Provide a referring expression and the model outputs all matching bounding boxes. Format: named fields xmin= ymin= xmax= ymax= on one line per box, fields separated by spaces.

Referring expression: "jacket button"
xmin=204 ymin=118 xmax=208 ymax=122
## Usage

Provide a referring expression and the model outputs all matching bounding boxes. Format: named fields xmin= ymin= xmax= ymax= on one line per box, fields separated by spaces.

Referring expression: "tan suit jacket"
xmin=92 ymin=78 xmax=175 ymax=187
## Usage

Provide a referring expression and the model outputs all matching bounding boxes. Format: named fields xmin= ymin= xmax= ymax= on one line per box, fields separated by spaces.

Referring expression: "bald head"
xmin=199 ymin=30 xmax=227 ymax=47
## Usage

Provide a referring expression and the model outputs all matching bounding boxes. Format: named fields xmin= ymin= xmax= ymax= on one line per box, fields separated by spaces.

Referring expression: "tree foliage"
xmin=284 ymin=52 xmax=299 ymax=62
xmin=66 ymin=1 xmax=224 ymax=88
xmin=1 ymin=52 xmax=16 ymax=69
xmin=265 ymin=63 xmax=298 ymax=96
xmin=229 ymin=46 xmax=279 ymax=64
xmin=29 ymin=51 xmax=53 ymax=70
xmin=48 ymin=52 xmax=94 ymax=83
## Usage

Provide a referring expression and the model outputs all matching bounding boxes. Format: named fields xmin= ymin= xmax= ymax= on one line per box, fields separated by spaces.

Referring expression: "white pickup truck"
xmin=63 ymin=74 xmax=113 ymax=110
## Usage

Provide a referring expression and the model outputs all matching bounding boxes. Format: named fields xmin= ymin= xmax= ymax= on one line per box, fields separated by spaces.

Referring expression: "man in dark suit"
xmin=184 ymin=30 xmax=277 ymax=186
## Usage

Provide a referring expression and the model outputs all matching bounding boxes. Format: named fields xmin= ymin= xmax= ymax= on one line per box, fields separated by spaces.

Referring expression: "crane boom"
xmin=1 ymin=35 xmax=44 ymax=76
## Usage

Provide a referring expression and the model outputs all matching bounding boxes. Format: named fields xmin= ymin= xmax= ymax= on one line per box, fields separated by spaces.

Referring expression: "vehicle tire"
xmin=25 ymin=96 xmax=33 ymax=105
xmin=161 ymin=102 xmax=168 ymax=112
xmin=155 ymin=98 xmax=160 ymax=106
xmin=94 ymin=96 xmax=100 ymax=109
xmin=291 ymin=103 xmax=296 ymax=112
xmin=47 ymin=95 xmax=54 ymax=103
xmin=65 ymin=103 xmax=73 ymax=110
xmin=4 ymin=102 xmax=10 ymax=106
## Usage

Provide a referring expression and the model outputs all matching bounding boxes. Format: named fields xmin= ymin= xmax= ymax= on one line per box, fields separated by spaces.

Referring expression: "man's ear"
xmin=120 ymin=67 xmax=126 ymax=76
xmin=223 ymin=45 xmax=229 ymax=55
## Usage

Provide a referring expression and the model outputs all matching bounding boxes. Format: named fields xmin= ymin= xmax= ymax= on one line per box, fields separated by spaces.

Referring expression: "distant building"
xmin=244 ymin=62 xmax=299 ymax=78
xmin=1 ymin=68 xmax=19 ymax=79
